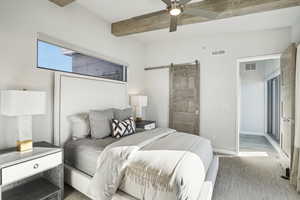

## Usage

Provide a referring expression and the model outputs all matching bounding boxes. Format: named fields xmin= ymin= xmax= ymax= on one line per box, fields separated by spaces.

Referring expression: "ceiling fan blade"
xmin=170 ymin=16 xmax=178 ymax=32
xmin=161 ymin=0 xmax=171 ymax=6
xmin=185 ymin=7 xmax=218 ymax=19
xmin=180 ymin=0 xmax=192 ymax=5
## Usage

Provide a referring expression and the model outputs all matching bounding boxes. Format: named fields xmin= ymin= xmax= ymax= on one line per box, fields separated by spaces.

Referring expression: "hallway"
xmin=239 ymin=134 xmax=278 ymax=157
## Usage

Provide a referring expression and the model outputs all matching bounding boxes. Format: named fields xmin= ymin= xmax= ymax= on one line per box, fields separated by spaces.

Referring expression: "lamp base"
xmin=17 ymin=140 xmax=33 ymax=152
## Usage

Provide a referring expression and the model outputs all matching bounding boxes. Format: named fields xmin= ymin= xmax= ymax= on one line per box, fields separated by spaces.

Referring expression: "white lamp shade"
xmin=1 ymin=90 xmax=46 ymax=116
xmin=131 ymin=95 xmax=148 ymax=107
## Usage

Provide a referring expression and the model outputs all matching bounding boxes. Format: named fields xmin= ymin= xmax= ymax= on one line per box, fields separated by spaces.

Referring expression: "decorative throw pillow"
xmin=68 ymin=113 xmax=90 ymax=140
xmin=112 ymin=117 xmax=136 ymax=138
xmin=113 ymin=108 xmax=133 ymax=121
xmin=89 ymin=109 xmax=114 ymax=139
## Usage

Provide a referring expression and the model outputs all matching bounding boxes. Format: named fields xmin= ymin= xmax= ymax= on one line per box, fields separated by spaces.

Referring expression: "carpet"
xmin=212 ymin=156 xmax=299 ymax=200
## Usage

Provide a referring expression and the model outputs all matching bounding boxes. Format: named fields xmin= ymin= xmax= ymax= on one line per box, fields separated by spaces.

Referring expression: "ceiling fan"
xmin=161 ymin=0 xmax=218 ymax=32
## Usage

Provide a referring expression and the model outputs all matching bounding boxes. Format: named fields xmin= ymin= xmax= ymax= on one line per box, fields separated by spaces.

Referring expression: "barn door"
xmin=169 ymin=62 xmax=200 ymax=135
xmin=280 ymin=44 xmax=297 ymax=159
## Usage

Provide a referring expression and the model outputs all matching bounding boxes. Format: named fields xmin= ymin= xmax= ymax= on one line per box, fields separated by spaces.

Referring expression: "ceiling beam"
xmin=112 ymin=0 xmax=300 ymax=36
xmin=49 ymin=0 xmax=75 ymax=7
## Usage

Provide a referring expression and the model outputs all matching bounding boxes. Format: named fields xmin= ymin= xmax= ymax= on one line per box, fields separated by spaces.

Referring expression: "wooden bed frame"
xmin=54 ymin=72 xmax=219 ymax=200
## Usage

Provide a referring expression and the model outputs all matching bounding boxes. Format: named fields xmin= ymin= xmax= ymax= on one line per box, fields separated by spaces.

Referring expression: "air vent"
xmin=245 ymin=63 xmax=256 ymax=71
xmin=212 ymin=50 xmax=225 ymax=55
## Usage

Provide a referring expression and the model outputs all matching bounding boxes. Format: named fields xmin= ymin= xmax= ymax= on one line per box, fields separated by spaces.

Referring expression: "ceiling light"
xmin=170 ymin=8 xmax=181 ymax=16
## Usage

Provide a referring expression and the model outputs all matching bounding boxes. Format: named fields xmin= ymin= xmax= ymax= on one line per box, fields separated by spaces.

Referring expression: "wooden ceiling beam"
xmin=49 ymin=0 xmax=75 ymax=7
xmin=112 ymin=0 xmax=300 ymax=37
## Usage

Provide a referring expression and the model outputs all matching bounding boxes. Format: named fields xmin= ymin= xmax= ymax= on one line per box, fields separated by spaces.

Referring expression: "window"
xmin=37 ymin=40 xmax=127 ymax=82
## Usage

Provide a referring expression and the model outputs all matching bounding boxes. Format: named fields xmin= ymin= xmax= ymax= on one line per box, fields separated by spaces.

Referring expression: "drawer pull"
xmin=33 ymin=164 xmax=39 ymax=169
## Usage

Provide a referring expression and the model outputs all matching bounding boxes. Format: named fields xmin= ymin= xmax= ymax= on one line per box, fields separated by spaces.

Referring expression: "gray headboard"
xmin=54 ymin=72 xmax=129 ymax=146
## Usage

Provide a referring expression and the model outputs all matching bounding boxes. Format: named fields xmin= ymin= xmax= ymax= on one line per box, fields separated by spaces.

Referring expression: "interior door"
xmin=169 ymin=62 xmax=200 ymax=135
xmin=280 ymin=44 xmax=297 ymax=159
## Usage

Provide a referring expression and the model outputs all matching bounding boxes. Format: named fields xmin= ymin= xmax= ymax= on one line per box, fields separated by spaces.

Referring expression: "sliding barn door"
xmin=169 ymin=62 xmax=200 ymax=135
xmin=280 ymin=44 xmax=297 ymax=159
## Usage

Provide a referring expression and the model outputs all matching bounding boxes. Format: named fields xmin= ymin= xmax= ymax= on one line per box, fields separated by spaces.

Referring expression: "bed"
xmin=54 ymin=72 xmax=219 ymax=200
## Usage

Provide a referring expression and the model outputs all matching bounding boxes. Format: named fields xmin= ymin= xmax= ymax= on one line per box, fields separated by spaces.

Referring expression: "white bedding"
xmin=89 ymin=128 xmax=214 ymax=200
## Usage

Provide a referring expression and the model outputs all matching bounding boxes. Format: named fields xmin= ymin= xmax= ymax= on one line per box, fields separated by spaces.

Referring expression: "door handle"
xmin=195 ymin=110 xmax=199 ymax=115
xmin=282 ymin=118 xmax=294 ymax=123
xmin=282 ymin=118 xmax=289 ymax=122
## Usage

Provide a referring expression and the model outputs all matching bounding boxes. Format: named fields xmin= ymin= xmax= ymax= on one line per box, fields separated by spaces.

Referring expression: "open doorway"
xmin=237 ymin=55 xmax=282 ymax=157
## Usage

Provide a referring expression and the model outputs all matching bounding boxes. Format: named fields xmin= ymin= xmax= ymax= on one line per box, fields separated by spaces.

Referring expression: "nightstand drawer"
xmin=144 ymin=123 xmax=156 ymax=130
xmin=2 ymin=152 xmax=62 ymax=186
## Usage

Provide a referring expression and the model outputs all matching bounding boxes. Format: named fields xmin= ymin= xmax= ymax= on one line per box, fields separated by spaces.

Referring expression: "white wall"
xmin=240 ymin=59 xmax=280 ymax=136
xmin=145 ymin=28 xmax=291 ymax=151
xmin=292 ymin=22 xmax=300 ymax=43
xmin=0 ymin=0 xmax=146 ymax=149
xmin=240 ymin=61 xmax=267 ymax=135
xmin=264 ymin=59 xmax=281 ymax=80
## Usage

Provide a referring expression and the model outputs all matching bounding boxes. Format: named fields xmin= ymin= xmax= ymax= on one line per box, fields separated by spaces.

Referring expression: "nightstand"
xmin=136 ymin=120 xmax=156 ymax=131
xmin=0 ymin=142 xmax=63 ymax=200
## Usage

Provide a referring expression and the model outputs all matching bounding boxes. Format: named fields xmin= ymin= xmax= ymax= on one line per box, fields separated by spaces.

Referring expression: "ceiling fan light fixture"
xmin=169 ymin=2 xmax=182 ymax=16
xmin=170 ymin=8 xmax=181 ymax=16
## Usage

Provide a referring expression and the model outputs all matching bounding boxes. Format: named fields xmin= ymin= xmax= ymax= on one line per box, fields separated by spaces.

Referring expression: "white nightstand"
xmin=0 ymin=142 xmax=63 ymax=200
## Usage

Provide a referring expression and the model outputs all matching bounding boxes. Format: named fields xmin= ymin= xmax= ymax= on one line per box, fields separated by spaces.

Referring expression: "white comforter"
xmin=89 ymin=128 xmax=213 ymax=200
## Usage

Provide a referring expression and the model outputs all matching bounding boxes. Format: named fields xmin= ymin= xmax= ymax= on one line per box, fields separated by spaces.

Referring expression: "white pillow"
xmin=68 ymin=113 xmax=90 ymax=139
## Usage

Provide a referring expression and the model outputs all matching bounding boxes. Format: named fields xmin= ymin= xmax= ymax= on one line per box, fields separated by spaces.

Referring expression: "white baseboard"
xmin=214 ymin=148 xmax=237 ymax=155
xmin=240 ymin=131 xmax=265 ymax=136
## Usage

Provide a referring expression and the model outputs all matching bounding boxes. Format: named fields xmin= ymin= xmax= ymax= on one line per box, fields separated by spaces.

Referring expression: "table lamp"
xmin=131 ymin=95 xmax=148 ymax=121
xmin=0 ymin=90 xmax=46 ymax=152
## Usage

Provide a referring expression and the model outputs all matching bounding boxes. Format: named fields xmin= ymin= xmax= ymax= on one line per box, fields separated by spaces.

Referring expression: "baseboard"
xmin=240 ymin=131 xmax=265 ymax=136
xmin=214 ymin=148 xmax=237 ymax=155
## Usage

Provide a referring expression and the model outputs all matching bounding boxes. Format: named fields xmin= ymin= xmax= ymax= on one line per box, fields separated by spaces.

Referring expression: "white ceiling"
xmin=76 ymin=0 xmax=300 ymax=44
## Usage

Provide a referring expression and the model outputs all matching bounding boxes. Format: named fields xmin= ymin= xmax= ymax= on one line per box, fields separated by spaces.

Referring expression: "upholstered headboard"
xmin=54 ymin=72 xmax=129 ymax=146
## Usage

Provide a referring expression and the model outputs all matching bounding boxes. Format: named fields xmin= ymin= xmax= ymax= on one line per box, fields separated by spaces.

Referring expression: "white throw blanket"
xmin=89 ymin=128 xmax=213 ymax=200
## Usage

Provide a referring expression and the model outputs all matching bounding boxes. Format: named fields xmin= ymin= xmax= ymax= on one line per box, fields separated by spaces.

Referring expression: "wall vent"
xmin=212 ymin=50 xmax=225 ymax=55
xmin=245 ymin=63 xmax=256 ymax=71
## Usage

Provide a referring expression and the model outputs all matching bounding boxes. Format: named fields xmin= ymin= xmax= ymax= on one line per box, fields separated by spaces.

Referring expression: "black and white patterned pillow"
xmin=111 ymin=117 xmax=136 ymax=138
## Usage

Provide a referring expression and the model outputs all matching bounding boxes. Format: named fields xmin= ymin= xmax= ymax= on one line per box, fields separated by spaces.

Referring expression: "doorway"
xmin=237 ymin=54 xmax=282 ymax=157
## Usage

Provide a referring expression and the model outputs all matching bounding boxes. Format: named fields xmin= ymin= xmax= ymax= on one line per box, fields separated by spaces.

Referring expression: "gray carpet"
xmin=64 ymin=135 xmax=300 ymax=200
xmin=240 ymin=134 xmax=277 ymax=156
xmin=212 ymin=156 xmax=299 ymax=200
xmin=65 ymin=185 xmax=90 ymax=200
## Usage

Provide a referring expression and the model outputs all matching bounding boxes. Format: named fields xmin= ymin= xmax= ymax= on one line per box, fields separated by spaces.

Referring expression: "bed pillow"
xmin=113 ymin=108 xmax=133 ymax=121
xmin=68 ymin=113 xmax=90 ymax=140
xmin=111 ymin=117 xmax=136 ymax=139
xmin=89 ymin=109 xmax=114 ymax=139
